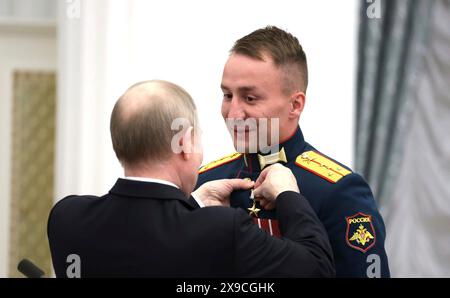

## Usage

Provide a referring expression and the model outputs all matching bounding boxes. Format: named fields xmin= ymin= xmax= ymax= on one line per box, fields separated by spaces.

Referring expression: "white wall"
xmin=127 ymin=0 xmax=358 ymax=167
xmin=0 ymin=20 xmax=56 ymax=277
xmin=0 ymin=0 xmax=56 ymax=19
xmin=56 ymin=0 xmax=357 ymax=198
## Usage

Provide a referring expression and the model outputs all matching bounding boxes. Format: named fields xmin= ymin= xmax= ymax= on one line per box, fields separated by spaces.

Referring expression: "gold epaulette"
xmin=295 ymin=151 xmax=352 ymax=183
xmin=198 ymin=152 xmax=242 ymax=174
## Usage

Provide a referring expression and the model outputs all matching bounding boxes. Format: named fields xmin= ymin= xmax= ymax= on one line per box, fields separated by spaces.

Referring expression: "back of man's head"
xmin=231 ymin=25 xmax=308 ymax=93
xmin=110 ymin=80 xmax=197 ymax=167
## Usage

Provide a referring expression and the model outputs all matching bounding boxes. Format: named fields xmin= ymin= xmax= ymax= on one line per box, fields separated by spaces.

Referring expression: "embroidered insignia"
xmin=345 ymin=212 xmax=376 ymax=253
xmin=198 ymin=152 xmax=242 ymax=174
xmin=257 ymin=147 xmax=287 ymax=170
xmin=295 ymin=151 xmax=352 ymax=183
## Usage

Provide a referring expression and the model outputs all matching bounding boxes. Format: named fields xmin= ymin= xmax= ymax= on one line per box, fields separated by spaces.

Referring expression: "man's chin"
xmin=232 ymin=139 xmax=280 ymax=154
xmin=232 ymin=140 xmax=256 ymax=154
xmin=231 ymin=130 xmax=271 ymax=153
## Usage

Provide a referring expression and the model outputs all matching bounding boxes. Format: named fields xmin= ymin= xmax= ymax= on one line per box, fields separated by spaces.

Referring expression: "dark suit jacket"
xmin=48 ymin=178 xmax=335 ymax=277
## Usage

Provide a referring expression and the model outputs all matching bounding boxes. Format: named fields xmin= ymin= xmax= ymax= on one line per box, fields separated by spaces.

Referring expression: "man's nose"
xmin=226 ymin=98 xmax=246 ymax=119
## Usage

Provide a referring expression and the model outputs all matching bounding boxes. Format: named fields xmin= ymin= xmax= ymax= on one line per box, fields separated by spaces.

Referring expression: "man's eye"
xmin=245 ymin=96 xmax=256 ymax=102
xmin=223 ymin=94 xmax=232 ymax=101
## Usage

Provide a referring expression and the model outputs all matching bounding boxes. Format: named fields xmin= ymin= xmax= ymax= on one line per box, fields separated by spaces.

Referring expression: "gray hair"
xmin=110 ymin=80 xmax=198 ymax=166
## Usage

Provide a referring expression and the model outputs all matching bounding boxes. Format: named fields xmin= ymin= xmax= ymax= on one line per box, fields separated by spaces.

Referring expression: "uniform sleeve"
xmin=320 ymin=173 xmax=390 ymax=277
xmin=232 ymin=191 xmax=335 ymax=277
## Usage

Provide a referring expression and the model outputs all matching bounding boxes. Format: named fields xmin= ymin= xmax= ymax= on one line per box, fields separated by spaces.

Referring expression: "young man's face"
xmin=221 ymin=53 xmax=295 ymax=153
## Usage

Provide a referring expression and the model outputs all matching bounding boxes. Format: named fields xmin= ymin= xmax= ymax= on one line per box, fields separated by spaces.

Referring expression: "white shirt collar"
xmin=124 ymin=176 xmax=179 ymax=189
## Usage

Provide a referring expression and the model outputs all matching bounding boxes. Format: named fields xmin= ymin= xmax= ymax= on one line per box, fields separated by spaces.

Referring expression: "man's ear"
xmin=289 ymin=91 xmax=306 ymax=119
xmin=179 ymin=126 xmax=194 ymax=160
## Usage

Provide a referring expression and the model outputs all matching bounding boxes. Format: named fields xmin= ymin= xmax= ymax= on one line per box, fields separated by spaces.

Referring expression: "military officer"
xmin=195 ymin=26 xmax=390 ymax=277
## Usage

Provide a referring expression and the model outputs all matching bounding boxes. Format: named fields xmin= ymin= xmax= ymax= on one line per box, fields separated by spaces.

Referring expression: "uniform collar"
xmin=244 ymin=126 xmax=306 ymax=173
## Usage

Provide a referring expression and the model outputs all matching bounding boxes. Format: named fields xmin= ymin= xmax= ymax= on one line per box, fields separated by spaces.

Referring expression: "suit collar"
xmin=124 ymin=176 xmax=179 ymax=189
xmin=109 ymin=178 xmax=196 ymax=209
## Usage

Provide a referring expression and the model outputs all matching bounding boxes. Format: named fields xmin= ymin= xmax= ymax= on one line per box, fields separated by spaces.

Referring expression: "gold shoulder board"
xmin=295 ymin=151 xmax=352 ymax=183
xmin=198 ymin=152 xmax=242 ymax=174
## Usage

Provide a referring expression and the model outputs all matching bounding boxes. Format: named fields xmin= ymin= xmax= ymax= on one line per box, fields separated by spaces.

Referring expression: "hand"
xmin=192 ymin=179 xmax=254 ymax=207
xmin=253 ymin=164 xmax=299 ymax=210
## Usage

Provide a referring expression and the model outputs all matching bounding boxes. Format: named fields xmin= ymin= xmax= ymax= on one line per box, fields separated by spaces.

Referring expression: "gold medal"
xmin=247 ymin=189 xmax=260 ymax=217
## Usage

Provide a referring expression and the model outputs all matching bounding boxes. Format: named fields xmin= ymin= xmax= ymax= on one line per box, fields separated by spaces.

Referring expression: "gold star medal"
xmin=247 ymin=189 xmax=260 ymax=217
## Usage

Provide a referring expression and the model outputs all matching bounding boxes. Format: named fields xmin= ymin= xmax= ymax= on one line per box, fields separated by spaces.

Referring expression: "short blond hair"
xmin=231 ymin=25 xmax=308 ymax=93
xmin=110 ymin=80 xmax=197 ymax=166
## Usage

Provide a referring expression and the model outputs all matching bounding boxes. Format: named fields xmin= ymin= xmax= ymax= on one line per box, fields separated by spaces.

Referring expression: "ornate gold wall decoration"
xmin=9 ymin=71 xmax=56 ymax=277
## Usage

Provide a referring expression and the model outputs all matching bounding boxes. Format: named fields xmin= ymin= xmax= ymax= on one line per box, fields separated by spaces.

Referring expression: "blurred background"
xmin=0 ymin=0 xmax=448 ymax=277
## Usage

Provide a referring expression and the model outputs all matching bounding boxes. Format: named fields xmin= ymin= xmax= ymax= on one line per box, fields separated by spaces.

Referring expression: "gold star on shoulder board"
xmin=247 ymin=201 xmax=261 ymax=217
